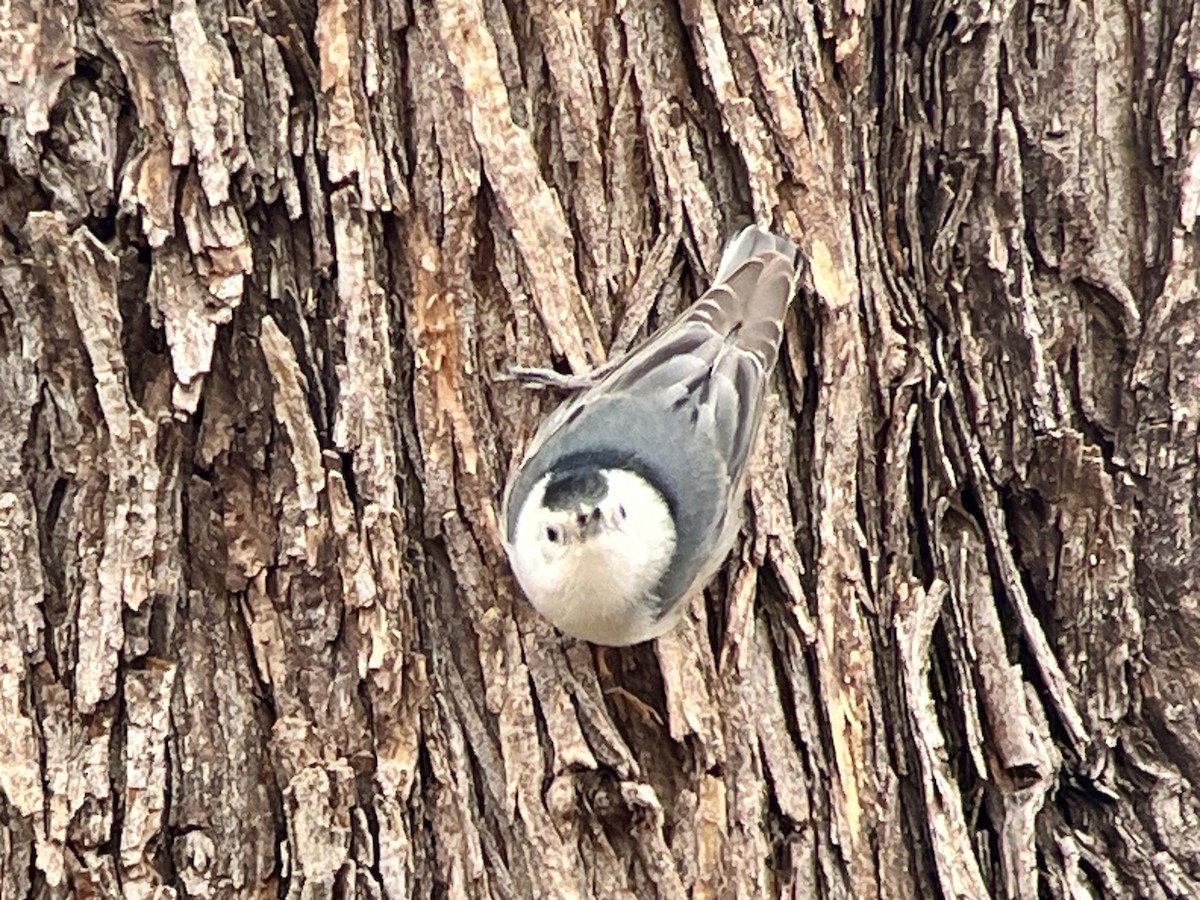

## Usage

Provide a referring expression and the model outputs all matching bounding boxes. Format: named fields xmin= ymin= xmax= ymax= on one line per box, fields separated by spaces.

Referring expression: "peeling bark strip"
xmin=0 ymin=0 xmax=1198 ymax=897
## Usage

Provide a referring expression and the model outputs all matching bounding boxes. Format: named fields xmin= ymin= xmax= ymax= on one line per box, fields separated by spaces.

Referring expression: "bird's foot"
xmin=497 ymin=364 xmax=600 ymax=391
xmin=593 ymin=646 xmax=664 ymax=727
xmin=497 ymin=350 xmax=630 ymax=392
xmin=602 ymin=685 xmax=665 ymax=728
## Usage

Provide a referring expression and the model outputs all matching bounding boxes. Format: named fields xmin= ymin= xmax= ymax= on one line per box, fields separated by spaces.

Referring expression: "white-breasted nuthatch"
xmin=501 ymin=226 xmax=799 ymax=646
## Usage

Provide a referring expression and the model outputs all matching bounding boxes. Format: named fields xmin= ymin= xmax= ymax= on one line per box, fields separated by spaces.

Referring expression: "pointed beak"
xmin=575 ymin=506 xmax=604 ymax=539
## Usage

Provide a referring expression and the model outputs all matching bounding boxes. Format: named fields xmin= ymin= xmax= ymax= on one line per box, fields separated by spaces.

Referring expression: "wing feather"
xmin=598 ymin=227 xmax=798 ymax=482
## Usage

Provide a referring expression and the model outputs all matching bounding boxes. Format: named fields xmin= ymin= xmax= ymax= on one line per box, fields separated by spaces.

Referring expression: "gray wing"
xmin=599 ymin=225 xmax=798 ymax=480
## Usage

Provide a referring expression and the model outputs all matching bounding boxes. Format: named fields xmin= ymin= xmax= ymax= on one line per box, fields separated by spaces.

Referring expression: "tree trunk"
xmin=1 ymin=0 xmax=1196 ymax=897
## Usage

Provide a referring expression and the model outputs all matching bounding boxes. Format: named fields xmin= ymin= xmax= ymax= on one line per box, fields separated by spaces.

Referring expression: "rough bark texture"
xmin=0 ymin=0 xmax=1196 ymax=897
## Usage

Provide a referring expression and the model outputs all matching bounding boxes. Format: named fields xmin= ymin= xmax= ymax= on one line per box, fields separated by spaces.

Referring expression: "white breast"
xmin=507 ymin=470 xmax=678 ymax=646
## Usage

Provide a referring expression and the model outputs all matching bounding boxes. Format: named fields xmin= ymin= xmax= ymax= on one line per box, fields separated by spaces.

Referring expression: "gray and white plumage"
xmin=501 ymin=226 xmax=799 ymax=646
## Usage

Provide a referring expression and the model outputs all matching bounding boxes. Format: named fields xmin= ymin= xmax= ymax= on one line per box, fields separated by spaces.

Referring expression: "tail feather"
xmin=693 ymin=225 xmax=798 ymax=477
xmin=594 ymin=224 xmax=798 ymax=397
xmin=713 ymin=225 xmax=799 ymax=285
xmin=693 ymin=225 xmax=799 ymax=374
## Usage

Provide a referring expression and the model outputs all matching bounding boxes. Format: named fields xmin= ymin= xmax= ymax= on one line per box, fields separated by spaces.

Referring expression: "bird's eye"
xmin=546 ymin=527 xmax=560 ymax=543
xmin=618 ymin=505 xmax=627 ymax=519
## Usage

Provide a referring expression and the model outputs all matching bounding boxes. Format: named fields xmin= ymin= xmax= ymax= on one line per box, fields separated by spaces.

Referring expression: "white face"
xmin=507 ymin=469 xmax=678 ymax=646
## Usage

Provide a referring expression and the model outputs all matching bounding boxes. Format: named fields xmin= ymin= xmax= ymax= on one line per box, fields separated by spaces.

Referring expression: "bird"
xmin=500 ymin=225 xmax=799 ymax=646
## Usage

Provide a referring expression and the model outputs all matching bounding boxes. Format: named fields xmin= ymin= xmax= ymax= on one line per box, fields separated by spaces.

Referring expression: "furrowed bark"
xmin=0 ymin=0 xmax=1196 ymax=898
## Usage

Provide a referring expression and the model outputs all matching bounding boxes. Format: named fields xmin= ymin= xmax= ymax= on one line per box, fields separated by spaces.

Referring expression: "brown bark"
xmin=0 ymin=0 xmax=1196 ymax=897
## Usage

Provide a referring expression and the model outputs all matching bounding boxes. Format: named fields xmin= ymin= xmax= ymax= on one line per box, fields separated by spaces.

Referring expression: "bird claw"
xmin=593 ymin=646 xmax=664 ymax=727
xmin=497 ymin=364 xmax=600 ymax=391
xmin=602 ymin=685 xmax=665 ymax=727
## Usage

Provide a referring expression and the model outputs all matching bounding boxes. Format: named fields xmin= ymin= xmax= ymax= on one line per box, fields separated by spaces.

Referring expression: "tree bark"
xmin=0 ymin=0 xmax=1196 ymax=897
